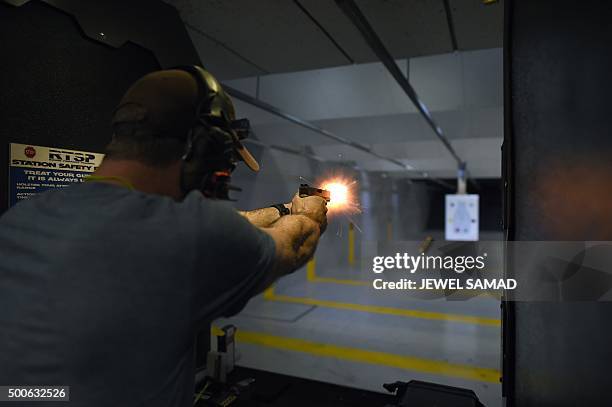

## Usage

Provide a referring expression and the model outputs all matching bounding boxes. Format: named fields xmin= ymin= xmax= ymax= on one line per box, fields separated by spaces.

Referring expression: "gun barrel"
xmin=299 ymin=183 xmax=331 ymax=202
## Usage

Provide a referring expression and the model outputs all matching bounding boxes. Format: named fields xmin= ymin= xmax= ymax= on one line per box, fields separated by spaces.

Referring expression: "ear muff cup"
xmin=180 ymin=121 xmax=237 ymax=194
xmin=172 ymin=64 xmax=246 ymax=198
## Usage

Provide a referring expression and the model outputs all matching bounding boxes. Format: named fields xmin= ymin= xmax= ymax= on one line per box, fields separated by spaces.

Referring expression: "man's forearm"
xmin=263 ymin=215 xmax=320 ymax=275
xmin=239 ymin=205 xmax=289 ymax=228
xmin=239 ymin=207 xmax=279 ymax=228
xmin=253 ymin=214 xmax=320 ymax=295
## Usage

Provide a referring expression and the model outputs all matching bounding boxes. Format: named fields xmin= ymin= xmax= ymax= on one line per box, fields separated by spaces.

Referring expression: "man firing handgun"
xmin=0 ymin=66 xmax=327 ymax=406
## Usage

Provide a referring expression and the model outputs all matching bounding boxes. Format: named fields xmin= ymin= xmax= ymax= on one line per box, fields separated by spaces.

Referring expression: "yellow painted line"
xmin=306 ymin=264 xmax=501 ymax=300
xmin=211 ymin=325 xmax=224 ymax=336
xmin=266 ymin=293 xmax=500 ymax=327
xmin=300 ymin=260 xmax=499 ymax=324
xmin=306 ymin=256 xmax=366 ymax=286
xmin=263 ymin=285 xmax=275 ymax=300
xmin=315 ymin=277 xmax=501 ymax=300
xmin=310 ymin=275 xmax=369 ymax=286
xmin=311 ymin=275 xmax=500 ymax=299
xmin=348 ymin=223 xmax=355 ymax=266
xmin=306 ymin=258 xmax=316 ymax=281
xmin=212 ymin=327 xmax=499 ymax=383
xmin=419 ymin=236 xmax=434 ymax=254
xmin=193 ymin=381 xmax=210 ymax=405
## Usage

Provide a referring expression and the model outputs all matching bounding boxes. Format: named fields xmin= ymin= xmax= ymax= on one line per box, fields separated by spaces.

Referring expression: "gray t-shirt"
xmin=0 ymin=182 xmax=275 ymax=406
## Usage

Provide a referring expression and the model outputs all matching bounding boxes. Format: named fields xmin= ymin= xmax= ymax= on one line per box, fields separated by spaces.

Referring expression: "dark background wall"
xmin=505 ymin=1 xmax=612 ymax=405
xmin=0 ymin=0 xmax=200 ymax=214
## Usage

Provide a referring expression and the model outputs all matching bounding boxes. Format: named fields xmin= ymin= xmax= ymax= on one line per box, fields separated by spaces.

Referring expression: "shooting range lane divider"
xmin=210 ymin=326 xmax=500 ymax=383
xmin=262 ymin=285 xmax=500 ymax=327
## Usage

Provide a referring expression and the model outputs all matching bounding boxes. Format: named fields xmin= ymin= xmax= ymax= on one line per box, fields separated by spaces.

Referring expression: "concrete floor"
xmin=215 ymin=246 xmax=503 ymax=407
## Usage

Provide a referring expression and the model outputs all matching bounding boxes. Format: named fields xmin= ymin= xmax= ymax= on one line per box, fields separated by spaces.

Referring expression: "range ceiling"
xmin=165 ymin=0 xmax=503 ymax=80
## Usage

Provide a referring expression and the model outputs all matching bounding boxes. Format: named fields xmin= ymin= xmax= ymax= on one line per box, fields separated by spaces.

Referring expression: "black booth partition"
xmin=0 ymin=0 xmax=200 ymax=214
xmin=504 ymin=1 xmax=612 ymax=406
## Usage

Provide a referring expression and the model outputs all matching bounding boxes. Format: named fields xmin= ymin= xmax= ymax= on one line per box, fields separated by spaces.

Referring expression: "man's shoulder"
xmin=1 ymin=183 xmax=169 ymax=224
xmin=180 ymin=192 xmax=270 ymax=242
xmin=181 ymin=191 xmax=237 ymax=214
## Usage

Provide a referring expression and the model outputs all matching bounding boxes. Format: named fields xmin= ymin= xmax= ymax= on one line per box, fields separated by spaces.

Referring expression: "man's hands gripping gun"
xmin=298 ymin=184 xmax=331 ymax=202
xmin=290 ymin=184 xmax=329 ymax=234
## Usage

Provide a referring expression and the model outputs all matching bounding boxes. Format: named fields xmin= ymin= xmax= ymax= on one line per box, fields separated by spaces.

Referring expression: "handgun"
xmin=299 ymin=183 xmax=331 ymax=202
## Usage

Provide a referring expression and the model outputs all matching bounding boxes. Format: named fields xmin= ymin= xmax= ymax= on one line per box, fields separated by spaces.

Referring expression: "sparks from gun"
xmin=315 ymin=172 xmax=362 ymax=237
xmin=318 ymin=177 xmax=360 ymax=215
xmin=299 ymin=172 xmax=362 ymax=235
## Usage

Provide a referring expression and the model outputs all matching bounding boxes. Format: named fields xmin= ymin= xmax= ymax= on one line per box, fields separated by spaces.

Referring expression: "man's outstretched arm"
xmin=254 ymin=195 xmax=327 ymax=292
xmin=238 ymin=204 xmax=290 ymax=228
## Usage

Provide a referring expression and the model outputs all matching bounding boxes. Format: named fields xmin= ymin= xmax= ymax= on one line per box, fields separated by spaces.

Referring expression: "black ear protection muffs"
xmin=112 ymin=65 xmax=256 ymax=199
xmin=175 ymin=65 xmax=248 ymax=200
